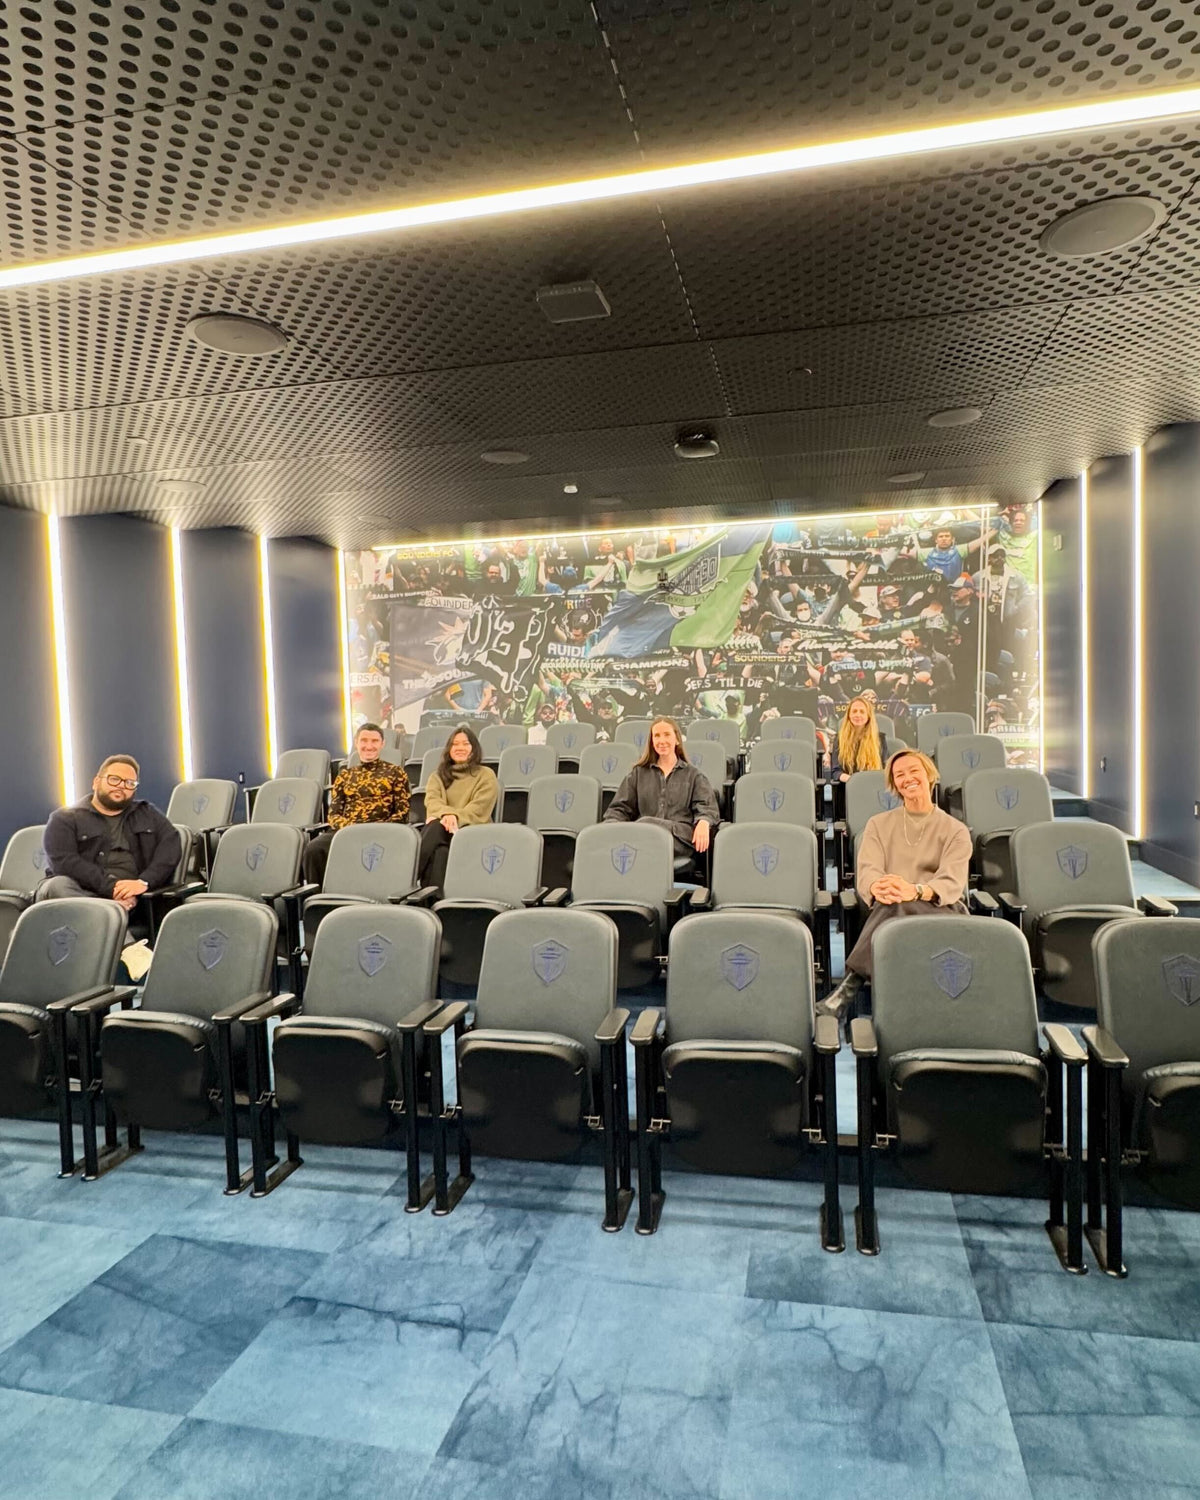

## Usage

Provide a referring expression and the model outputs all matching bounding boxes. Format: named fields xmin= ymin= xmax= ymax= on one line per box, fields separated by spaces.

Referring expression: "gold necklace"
xmin=901 ymin=806 xmax=932 ymax=846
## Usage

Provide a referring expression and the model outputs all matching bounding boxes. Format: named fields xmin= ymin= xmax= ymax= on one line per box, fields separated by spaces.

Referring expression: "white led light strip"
xmin=1079 ymin=471 xmax=1091 ymax=801
xmin=5 ymin=87 xmax=1200 ymax=290
xmin=1132 ymin=448 xmax=1145 ymax=841
xmin=46 ymin=516 xmax=77 ymax=805
xmin=1037 ymin=507 xmax=1046 ymax=775
xmin=336 ymin=550 xmax=354 ymax=752
xmin=259 ymin=537 xmax=279 ymax=777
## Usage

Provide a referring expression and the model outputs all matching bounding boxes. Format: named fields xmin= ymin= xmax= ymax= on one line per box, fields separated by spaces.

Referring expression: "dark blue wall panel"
xmin=181 ymin=529 xmax=267 ymax=789
xmin=269 ymin=538 xmax=342 ymax=757
xmin=1143 ymin=425 xmax=1200 ymax=882
xmin=1086 ymin=455 xmax=1134 ymax=829
xmin=59 ymin=515 xmax=177 ymax=811
xmin=1041 ymin=476 xmax=1082 ymax=793
xmin=0 ymin=509 xmax=60 ymax=837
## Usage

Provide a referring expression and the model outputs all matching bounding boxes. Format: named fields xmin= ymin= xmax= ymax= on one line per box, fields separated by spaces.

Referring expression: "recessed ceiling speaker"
xmin=480 ymin=449 xmax=531 ymax=465
xmin=926 ymin=406 xmax=983 ymax=428
xmin=886 ymin=470 xmax=927 ymax=484
xmin=1039 ymin=195 xmax=1167 ymax=258
xmin=186 ymin=313 xmax=290 ymax=356
xmin=673 ymin=430 xmax=721 ymax=459
xmin=536 ymin=281 xmax=612 ymax=323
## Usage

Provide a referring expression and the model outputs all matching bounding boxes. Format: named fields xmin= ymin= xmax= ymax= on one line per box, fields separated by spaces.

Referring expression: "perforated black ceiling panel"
xmin=5 ymin=0 xmax=1200 ymax=544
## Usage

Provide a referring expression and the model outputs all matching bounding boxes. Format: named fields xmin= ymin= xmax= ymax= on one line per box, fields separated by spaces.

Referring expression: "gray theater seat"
xmin=249 ymin=776 xmax=325 ymax=831
xmin=301 ymin=822 xmax=421 ymax=950
xmin=525 ymin=774 xmax=602 ymax=890
xmin=479 ymin=724 xmax=527 ymax=765
xmin=245 ymin=750 xmax=332 ymax=819
xmin=833 ymin=769 xmax=900 ymax=899
xmin=545 ymin=721 xmax=595 ymax=772
xmin=0 ymin=825 xmax=49 ymax=962
xmin=914 ymin=711 xmax=975 ymax=757
xmin=933 ymin=733 xmax=1007 ymax=816
xmin=578 ymin=742 xmax=638 ymax=814
xmin=165 ymin=779 xmax=238 ymax=880
xmin=496 ymin=742 xmax=559 ymax=823
xmin=615 ymin=718 xmax=653 ymax=754
xmin=631 ymin=911 xmax=842 ymax=1246
xmin=962 ymin=768 xmax=1054 ymax=895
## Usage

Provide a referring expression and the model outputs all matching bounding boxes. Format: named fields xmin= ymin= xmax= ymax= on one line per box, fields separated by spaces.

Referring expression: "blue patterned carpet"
xmin=1 ymin=1114 xmax=1199 ymax=1500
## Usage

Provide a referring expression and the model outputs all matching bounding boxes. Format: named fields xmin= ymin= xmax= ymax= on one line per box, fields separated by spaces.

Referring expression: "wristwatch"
xmin=915 ymin=883 xmax=927 ymax=902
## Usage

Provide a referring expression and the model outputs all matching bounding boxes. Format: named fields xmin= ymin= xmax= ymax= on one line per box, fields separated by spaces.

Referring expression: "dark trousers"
xmin=419 ymin=821 xmax=454 ymax=892
xmin=302 ymin=830 xmax=336 ymax=886
xmin=845 ymin=899 xmax=969 ymax=979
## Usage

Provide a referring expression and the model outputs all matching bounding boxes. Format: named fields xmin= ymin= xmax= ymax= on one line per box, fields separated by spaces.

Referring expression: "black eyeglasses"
xmin=103 ymin=774 xmax=138 ymax=789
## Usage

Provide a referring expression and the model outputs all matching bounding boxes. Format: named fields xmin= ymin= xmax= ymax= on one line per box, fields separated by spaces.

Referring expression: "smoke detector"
xmin=186 ymin=313 xmax=289 ymax=356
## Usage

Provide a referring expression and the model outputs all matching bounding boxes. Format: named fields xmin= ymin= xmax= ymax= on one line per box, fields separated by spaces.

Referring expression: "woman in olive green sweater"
xmin=417 ymin=725 xmax=500 ymax=891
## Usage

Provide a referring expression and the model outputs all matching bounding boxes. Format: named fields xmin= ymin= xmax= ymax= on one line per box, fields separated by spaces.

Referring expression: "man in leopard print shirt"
xmin=302 ymin=723 xmax=410 ymax=884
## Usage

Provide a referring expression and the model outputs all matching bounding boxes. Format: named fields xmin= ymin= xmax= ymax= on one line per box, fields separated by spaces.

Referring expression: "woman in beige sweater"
xmin=821 ymin=747 xmax=971 ymax=1017
xmin=417 ymin=725 xmax=499 ymax=892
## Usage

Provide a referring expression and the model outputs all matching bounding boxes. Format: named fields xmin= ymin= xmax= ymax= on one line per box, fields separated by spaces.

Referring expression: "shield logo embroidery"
xmin=939 ymin=725 xmax=956 ymax=737
xmin=1162 ymin=954 xmax=1200 ymax=1007
xmin=278 ymin=793 xmax=296 ymax=815
xmin=562 ymin=732 xmax=576 ymax=749
xmin=705 ymin=729 xmax=720 ymax=741
xmin=246 ymin=843 xmax=269 ymax=872
xmin=532 ymin=939 xmax=569 ymax=985
xmin=481 ymin=844 xmax=506 ymax=875
xmin=361 ymin=842 xmax=385 ymax=873
xmin=1057 ymin=845 xmax=1088 ymax=880
xmin=751 ymin=844 xmax=779 ymax=876
xmin=358 ymin=933 xmax=391 ymax=977
xmin=519 ymin=755 xmax=535 ymax=776
xmin=295 ymin=762 xmax=308 ymax=777
xmin=932 ymin=949 xmax=973 ymax=999
xmin=780 ymin=727 xmax=797 ymax=739
xmin=763 ymin=787 xmax=785 ymax=813
xmin=877 ymin=790 xmax=900 ymax=810
xmin=197 ymin=929 xmax=228 ymax=971
xmin=963 ymin=749 xmax=981 ymax=768
xmin=634 ymin=731 xmax=646 ymax=748
xmin=31 ymin=846 xmax=47 ymax=871
xmin=995 ymin=785 xmax=1020 ymax=811
xmin=602 ymin=755 xmax=618 ymax=775
xmin=47 ymin=925 xmax=77 ymax=967
xmin=721 ymin=944 xmax=759 ymax=992
xmin=192 ymin=794 xmax=210 ymax=815
xmin=611 ymin=843 xmax=637 ymax=876
xmin=554 ymin=789 xmax=575 ymax=814
xmin=773 ymin=750 xmax=792 ymax=771
xmin=496 ymin=736 xmax=512 ymax=753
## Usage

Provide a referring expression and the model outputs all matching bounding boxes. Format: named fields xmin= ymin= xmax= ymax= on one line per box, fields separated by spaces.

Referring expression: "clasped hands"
xmin=111 ymin=878 xmax=148 ymax=911
xmin=869 ymin=875 xmax=921 ymax=905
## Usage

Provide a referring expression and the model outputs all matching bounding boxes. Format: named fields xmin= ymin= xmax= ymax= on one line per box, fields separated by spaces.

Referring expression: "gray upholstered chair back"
xmin=915 ymin=712 xmax=976 ymax=757
xmin=442 ymin=824 xmax=543 ymax=904
xmin=412 ymin=726 xmax=450 ymax=761
xmin=578 ymin=742 xmax=637 ymax=789
xmin=747 ymin=739 xmax=814 ymax=776
xmin=1012 ymin=819 xmax=1135 ymax=924
xmin=875 ymin=714 xmax=896 ymax=739
xmin=680 ymin=742 xmax=727 ymax=785
xmin=934 ymin=734 xmax=1007 ymax=790
xmin=275 ymin=748 xmax=331 ymax=785
xmin=171 ymin=824 xmax=195 ymax=883
xmin=1095 ymin=918 xmax=1200 ymax=1084
xmin=872 ymin=915 xmax=1038 ymax=1061
xmin=845 ymin=771 xmax=900 ymax=841
xmin=0 ymin=826 xmax=48 ymax=892
xmin=733 ymin=771 xmax=816 ymax=828
xmin=417 ymin=749 xmax=442 ymax=788
xmin=140 ymin=901 xmax=277 ymax=1020
xmin=711 ymin=823 xmax=818 ymax=912
xmin=572 ymin=822 xmax=674 ymax=921
xmin=666 ymin=911 xmax=814 ymax=1052
xmin=758 ymin=716 xmax=817 ymax=747
xmin=166 ymin=780 xmax=237 ymax=831
xmin=684 ymin=719 xmax=741 ymax=757
xmin=480 ymin=724 xmax=528 ymax=760
xmin=250 ymin=777 xmax=322 ymax=827
xmin=321 ymin=824 xmax=420 ymax=899
xmin=615 ymin=718 xmax=654 ymax=752
xmin=304 ymin=904 xmax=442 ymax=1026
xmin=209 ymin=824 xmax=304 ymax=899
xmin=474 ymin=907 xmax=618 ymax=1073
xmin=498 ymin=743 xmax=558 ymax=790
xmin=962 ymin=769 xmax=1054 ymax=837
xmin=546 ymin=722 xmax=596 ymax=756
xmin=526 ymin=775 xmax=601 ymax=834
xmin=0 ymin=899 xmax=125 ymax=1008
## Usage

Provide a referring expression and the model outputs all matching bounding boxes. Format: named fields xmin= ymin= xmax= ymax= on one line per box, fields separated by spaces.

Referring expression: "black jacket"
xmin=603 ymin=761 xmax=720 ymax=844
xmin=43 ymin=797 xmax=182 ymax=896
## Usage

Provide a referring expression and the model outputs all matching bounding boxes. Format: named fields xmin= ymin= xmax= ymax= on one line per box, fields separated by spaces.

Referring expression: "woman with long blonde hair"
xmin=829 ymin=696 xmax=888 ymax=782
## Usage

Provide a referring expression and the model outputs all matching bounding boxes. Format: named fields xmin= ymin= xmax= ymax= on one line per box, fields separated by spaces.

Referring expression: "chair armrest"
xmin=832 ymin=820 xmax=848 ymax=838
xmin=240 ymin=991 xmax=300 ymax=1025
xmin=849 ymin=1016 xmax=878 ymax=1057
xmin=404 ymin=885 xmax=441 ymax=907
xmin=301 ymin=823 xmax=332 ymax=836
xmin=397 ymin=998 xmax=443 ymax=1034
xmin=262 ymin=882 xmax=320 ymax=902
xmin=813 ymin=1013 xmax=841 ymax=1054
xmin=424 ymin=1001 xmax=470 ymax=1038
xmin=969 ymin=890 xmax=1000 ymax=915
xmin=815 ymin=890 xmax=834 ymax=912
xmin=385 ymin=884 xmax=422 ymax=904
xmin=996 ymin=891 xmax=1026 ymax=919
xmin=149 ymin=880 xmax=206 ymax=901
xmin=541 ymin=887 xmax=570 ymax=907
xmin=521 ymin=886 xmax=550 ymax=908
xmin=664 ymin=886 xmax=692 ymax=911
xmin=838 ymin=888 xmax=859 ymax=913
xmin=630 ymin=1008 xmax=665 ymax=1047
xmin=687 ymin=888 xmax=713 ymax=912
xmin=46 ymin=985 xmax=136 ymax=1017
xmin=1138 ymin=895 xmax=1179 ymax=917
xmin=595 ymin=1007 xmax=630 ymax=1046
xmin=1042 ymin=1022 xmax=1087 ymax=1066
xmin=1080 ymin=1024 xmax=1130 ymax=1070
xmin=212 ymin=989 xmax=276 ymax=1025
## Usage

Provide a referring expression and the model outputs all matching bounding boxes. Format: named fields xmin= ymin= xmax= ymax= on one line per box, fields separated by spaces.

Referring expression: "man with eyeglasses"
xmin=39 ymin=754 xmax=182 ymax=911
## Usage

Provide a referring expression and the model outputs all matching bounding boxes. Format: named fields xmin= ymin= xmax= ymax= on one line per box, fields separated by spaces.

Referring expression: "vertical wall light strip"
xmin=259 ymin=536 xmax=279 ymax=776
xmin=169 ymin=528 xmax=195 ymax=782
xmin=1079 ymin=470 xmax=1091 ymax=801
xmin=1037 ymin=506 xmax=1046 ymax=775
xmin=46 ymin=516 xmax=77 ymax=804
xmin=1131 ymin=448 xmax=1145 ymax=841
xmin=336 ymin=549 xmax=354 ymax=751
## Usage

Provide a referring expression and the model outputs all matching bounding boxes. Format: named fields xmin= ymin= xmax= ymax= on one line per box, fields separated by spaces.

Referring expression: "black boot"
xmin=817 ymin=970 xmax=864 ymax=1021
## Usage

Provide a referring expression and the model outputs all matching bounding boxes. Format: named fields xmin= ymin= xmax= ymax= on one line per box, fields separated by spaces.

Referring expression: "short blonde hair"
xmin=885 ymin=747 xmax=938 ymax=791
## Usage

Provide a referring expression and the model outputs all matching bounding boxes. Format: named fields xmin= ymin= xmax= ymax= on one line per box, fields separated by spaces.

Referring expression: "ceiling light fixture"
xmin=481 ymin=450 xmax=530 ymax=465
xmin=674 ymin=431 xmax=720 ymax=460
xmin=563 ymin=483 xmax=579 ymax=494
xmin=1040 ymin=194 xmax=1167 ymax=257
xmin=7 ymin=88 xmax=1200 ymax=290
xmin=536 ymin=282 xmax=611 ymax=323
xmin=926 ymin=406 xmax=983 ymax=428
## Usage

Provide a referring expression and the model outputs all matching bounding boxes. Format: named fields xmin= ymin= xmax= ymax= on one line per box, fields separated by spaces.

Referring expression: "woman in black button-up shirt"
xmin=602 ymin=717 xmax=721 ymax=856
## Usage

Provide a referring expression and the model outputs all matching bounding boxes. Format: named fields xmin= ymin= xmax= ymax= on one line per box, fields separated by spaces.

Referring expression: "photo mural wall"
xmin=343 ymin=503 xmax=1039 ymax=764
